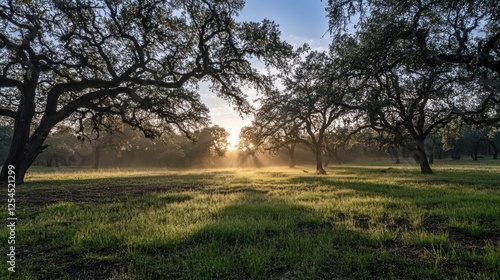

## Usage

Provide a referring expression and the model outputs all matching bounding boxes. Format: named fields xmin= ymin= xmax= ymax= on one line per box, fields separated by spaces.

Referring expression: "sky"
xmin=199 ymin=0 xmax=331 ymax=149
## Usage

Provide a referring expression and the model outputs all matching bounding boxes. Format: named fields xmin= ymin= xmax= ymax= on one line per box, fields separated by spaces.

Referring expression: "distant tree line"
xmin=237 ymin=119 xmax=500 ymax=168
xmin=0 ymin=120 xmax=229 ymax=169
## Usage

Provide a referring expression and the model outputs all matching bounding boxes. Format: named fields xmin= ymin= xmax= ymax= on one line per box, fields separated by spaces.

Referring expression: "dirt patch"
xmin=66 ymin=258 xmax=125 ymax=280
xmin=448 ymin=228 xmax=500 ymax=249
xmin=354 ymin=214 xmax=371 ymax=229
xmin=18 ymin=185 xmax=174 ymax=208
xmin=423 ymin=216 xmax=500 ymax=249
xmin=295 ymin=220 xmax=329 ymax=236
xmin=423 ymin=215 xmax=448 ymax=233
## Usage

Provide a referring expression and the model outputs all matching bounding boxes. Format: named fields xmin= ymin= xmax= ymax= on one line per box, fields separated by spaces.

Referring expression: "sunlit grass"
xmin=1 ymin=161 xmax=499 ymax=279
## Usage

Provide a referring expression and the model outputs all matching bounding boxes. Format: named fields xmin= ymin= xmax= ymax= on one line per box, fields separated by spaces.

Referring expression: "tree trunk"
xmin=127 ymin=149 xmax=137 ymax=167
xmin=76 ymin=151 xmax=92 ymax=167
xmin=470 ymin=144 xmax=479 ymax=161
xmin=390 ymin=147 xmax=400 ymax=164
xmin=425 ymin=142 xmax=435 ymax=164
xmin=394 ymin=152 xmax=400 ymax=164
xmin=333 ymin=149 xmax=342 ymax=165
xmin=436 ymin=149 xmax=442 ymax=160
xmin=489 ymin=141 xmax=498 ymax=160
xmin=413 ymin=143 xmax=432 ymax=174
xmin=451 ymin=149 xmax=461 ymax=160
xmin=0 ymin=126 xmax=51 ymax=184
xmin=420 ymin=156 xmax=432 ymax=174
xmin=323 ymin=151 xmax=330 ymax=167
xmin=314 ymin=145 xmax=326 ymax=174
xmin=94 ymin=147 xmax=102 ymax=170
xmin=288 ymin=144 xmax=296 ymax=168
xmin=0 ymin=68 xmax=42 ymax=184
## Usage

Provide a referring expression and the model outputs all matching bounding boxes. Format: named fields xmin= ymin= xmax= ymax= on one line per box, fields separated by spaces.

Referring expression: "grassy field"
xmin=1 ymin=160 xmax=499 ymax=279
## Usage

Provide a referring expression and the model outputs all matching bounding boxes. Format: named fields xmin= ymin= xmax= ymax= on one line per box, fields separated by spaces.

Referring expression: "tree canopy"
xmin=325 ymin=0 xmax=500 ymax=173
xmin=0 ymin=0 xmax=292 ymax=183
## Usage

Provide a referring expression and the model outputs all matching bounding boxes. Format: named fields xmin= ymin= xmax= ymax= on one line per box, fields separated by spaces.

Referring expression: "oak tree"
xmin=328 ymin=0 xmax=499 ymax=173
xmin=0 ymin=0 xmax=292 ymax=183
xmin=281 ymin=51 xmax=351 ymax=174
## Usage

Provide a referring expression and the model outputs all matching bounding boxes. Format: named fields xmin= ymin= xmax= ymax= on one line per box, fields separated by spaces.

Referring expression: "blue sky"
xmin=200 ymin=0 xmax=331 ymax=148
xmin=239 ymin=0 xmax=330 ymax=45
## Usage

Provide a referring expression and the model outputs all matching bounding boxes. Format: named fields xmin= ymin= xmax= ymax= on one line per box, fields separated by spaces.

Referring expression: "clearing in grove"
xmin=1 ymin=161 xmax=499 ymax=279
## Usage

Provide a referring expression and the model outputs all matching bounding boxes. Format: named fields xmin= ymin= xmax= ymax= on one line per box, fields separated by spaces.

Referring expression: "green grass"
xmin=1 ymin=161 xmax=499 ymax=279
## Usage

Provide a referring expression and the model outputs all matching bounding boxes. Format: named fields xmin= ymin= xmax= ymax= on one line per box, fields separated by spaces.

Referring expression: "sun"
xmin=227 ymin=133 xmax=239 ymax=151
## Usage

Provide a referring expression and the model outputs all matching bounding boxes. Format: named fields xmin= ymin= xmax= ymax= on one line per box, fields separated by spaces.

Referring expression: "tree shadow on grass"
xmin=17 ymin=190 xmax=427 ymax=280
xmin=288 ymin=173 xmax=500 ymax=220
xmin=19 ymin=170 xmax=274 ymax=209
xmin=13 ymin=167 xmax=500 ymax=279
xmin=288 ymin=174 xmax=500 ymax=248
xmin=18 ymin=173 xmax=218 ymax=210
xmin=287 ymin=173 xmax=500 ymax=204
xmin=101 ymin=192 xmax=430 ymax=280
